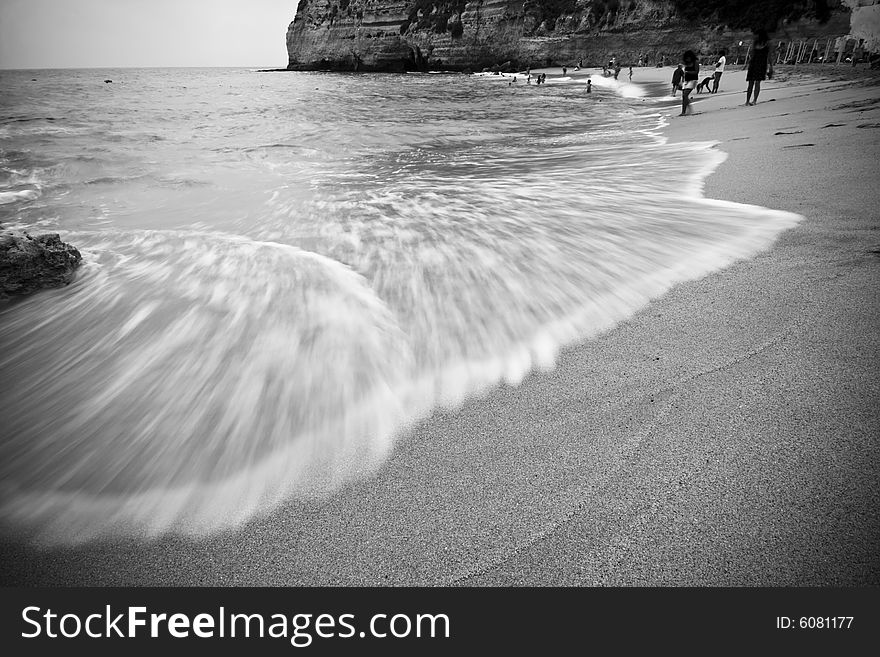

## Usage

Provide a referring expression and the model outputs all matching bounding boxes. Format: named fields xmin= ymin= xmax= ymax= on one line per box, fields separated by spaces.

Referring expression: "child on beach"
xmin=671 ymin=64 xmax=684 ymax=96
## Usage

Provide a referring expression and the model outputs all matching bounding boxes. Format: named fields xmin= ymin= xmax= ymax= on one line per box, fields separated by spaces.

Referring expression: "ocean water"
xmin=0 ymin=67 xmax=801 ymax=544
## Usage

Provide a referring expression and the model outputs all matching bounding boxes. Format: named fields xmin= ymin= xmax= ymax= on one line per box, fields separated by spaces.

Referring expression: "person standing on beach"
xmin=671 ymin=64 xmax=684 ymax=96
xmin=852 ymin=39 xmax=865 ymax=67
xmin=745 ymin=29 xmax=772 ymax=105
xmin=629 ymin=65 xmax=633 ymax=81
xmin=712 ymin=49 xmax=726 ymax=93
xmin=679 ymin=50 xmax=699 ymax=116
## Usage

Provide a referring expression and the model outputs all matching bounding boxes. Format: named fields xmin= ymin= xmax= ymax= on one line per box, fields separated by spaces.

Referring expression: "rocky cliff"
xmin=286 ymin=0 xmax=855 ymax=71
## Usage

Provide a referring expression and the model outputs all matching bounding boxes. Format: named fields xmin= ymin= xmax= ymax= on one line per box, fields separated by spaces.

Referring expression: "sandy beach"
xmin=1 ymin=63 xmax=878 ymax=587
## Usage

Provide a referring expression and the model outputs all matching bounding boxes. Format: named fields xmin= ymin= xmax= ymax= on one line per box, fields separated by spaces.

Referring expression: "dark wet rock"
xmin=0 ymin=232 xmax=82 ymax=299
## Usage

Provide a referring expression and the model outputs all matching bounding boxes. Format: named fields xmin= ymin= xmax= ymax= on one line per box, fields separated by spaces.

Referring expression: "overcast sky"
xmin=0 ymin=0 xmax=296 ymax=69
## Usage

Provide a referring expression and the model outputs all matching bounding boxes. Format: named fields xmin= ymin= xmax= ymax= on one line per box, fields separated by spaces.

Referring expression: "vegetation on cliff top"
xmin=296 ymin=0 xmax=837 ymax=34
xmin=671 ymin=0 xmax=835 ymax=30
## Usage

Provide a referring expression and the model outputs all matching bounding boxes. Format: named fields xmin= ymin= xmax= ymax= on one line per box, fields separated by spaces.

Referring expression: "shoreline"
xmin=1 ymin=65 xmax=878 ymax=586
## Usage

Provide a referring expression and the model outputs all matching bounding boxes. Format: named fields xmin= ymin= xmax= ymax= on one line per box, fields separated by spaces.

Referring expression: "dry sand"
xmin=1 ymin=64 xmax=878 ymax=586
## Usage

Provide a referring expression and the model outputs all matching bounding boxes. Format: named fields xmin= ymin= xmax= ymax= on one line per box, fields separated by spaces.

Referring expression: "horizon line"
xmin=0 ymin=64 xmax=288 ymax=71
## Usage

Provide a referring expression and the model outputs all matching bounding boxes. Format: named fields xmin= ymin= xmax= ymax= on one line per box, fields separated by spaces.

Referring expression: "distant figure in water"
xmin=745 ymin=29 xmax=771 ymax=105
xmin=628 ymin=66 xmax=633 ymax=81
xmin=586 ymin=78 xmax=592 ymax=93
xmin=562 ymin=66 xmax=567 ymax=75
xmin=671 ymin=63 xmax=684 ymax=96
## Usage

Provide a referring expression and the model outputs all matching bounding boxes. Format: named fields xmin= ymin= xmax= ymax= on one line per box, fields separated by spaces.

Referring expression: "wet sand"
xmin=2 ymin=64 xmax=878 ymax=586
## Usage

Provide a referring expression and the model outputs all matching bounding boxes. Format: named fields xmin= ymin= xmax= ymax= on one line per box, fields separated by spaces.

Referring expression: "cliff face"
xmin=286 ymin=0 xmax=527 ymax=71
xmin=286 ymin=0 xmax=854 ymax=71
